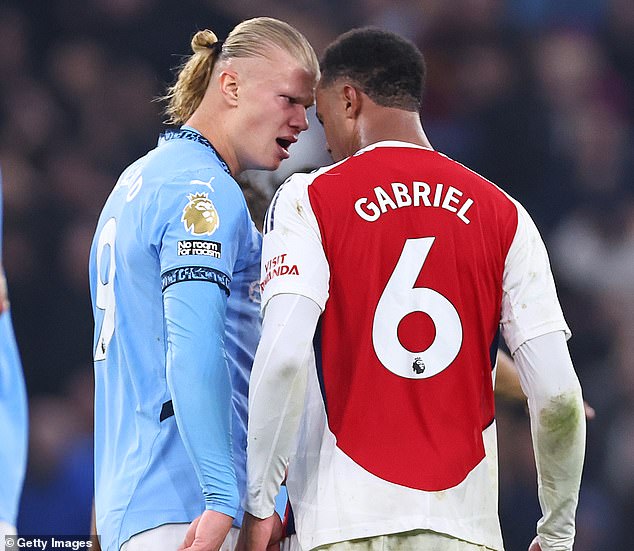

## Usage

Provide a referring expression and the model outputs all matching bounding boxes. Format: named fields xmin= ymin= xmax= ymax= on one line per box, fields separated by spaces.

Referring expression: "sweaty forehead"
xmin=234 ymin=50 xmax=314 ymax=83
xmin=274 ymin=54 xmax=318 ymax=99
xmin=259 ymin=45 xmax=312 ymax=70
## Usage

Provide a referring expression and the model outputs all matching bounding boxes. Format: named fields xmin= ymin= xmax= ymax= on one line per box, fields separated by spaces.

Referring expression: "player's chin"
xmin=250 ymin=146 xmax=288 ymax=172
xmin=263 ymin=153 xmax=287 ymax=171
xmin=256 ymin=158 xmax=282 ymax=172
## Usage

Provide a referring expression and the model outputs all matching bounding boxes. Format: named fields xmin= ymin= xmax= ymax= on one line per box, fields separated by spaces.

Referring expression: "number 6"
xmin=372 ymin=237 xmax=462 ymax=379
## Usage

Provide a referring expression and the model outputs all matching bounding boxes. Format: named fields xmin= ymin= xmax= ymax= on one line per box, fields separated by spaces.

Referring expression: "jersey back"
xmin=307 ymin=144 xmax=517 ymax=491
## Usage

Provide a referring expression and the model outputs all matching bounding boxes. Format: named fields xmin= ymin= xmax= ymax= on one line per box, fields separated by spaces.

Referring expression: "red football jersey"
xmin=306 ymin=144 xmax=516 ymax=491
xmin=259 ymin=141 xmax=569 ymax=550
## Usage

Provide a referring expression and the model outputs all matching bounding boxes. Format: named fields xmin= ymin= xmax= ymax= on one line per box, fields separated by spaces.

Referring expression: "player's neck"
xmin=185 ymin=105 xmax=240 ymax=176
xmin=358 ymin=107 xmax=433 ymax=151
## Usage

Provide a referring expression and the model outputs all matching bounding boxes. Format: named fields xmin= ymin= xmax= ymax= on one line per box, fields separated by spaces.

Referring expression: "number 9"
xmin=95 ymin=217 xmax=117 ymax=361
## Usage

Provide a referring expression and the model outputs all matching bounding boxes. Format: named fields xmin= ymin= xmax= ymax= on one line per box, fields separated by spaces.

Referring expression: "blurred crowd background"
xmin=1 ymin=0 xmax=632 ymax=549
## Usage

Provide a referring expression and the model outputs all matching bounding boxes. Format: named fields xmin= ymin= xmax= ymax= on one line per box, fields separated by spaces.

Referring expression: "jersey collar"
xmin=159 ymin=126 xmax=232 ymax=175
xmin=354 ymin=140 xmax=434 ymax=157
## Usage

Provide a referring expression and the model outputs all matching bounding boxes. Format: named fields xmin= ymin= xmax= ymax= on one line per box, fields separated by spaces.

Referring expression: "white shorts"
xmin=0 ymin=522 xmax=17 ymax=551
xmin=120 ymin=523 xmax=240 ymax=551
xmin=281 ymin=534 xmax=300 ymax=551
xmin=310 ymin=530 xmax=496 ymax=551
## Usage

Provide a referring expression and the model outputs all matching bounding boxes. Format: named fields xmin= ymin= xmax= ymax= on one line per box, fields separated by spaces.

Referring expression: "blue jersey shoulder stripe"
xmin=161 ymin=266 xmax=231 ymax=295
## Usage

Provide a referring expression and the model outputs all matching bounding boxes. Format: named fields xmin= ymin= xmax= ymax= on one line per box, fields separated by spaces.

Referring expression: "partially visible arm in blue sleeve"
xmin=163 ymin=280 xmax=238 ymax=518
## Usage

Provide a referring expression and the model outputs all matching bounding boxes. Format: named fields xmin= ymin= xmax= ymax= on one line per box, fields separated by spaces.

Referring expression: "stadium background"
xmin=1 ymin=0 xmax=632 ymax=549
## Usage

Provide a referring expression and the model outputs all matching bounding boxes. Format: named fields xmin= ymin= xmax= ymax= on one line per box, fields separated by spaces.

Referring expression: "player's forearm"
xmin=245 ymin=294 xmax=321 ymax=518
xmin=530 ymin=387 xmax=584 ymax=550
xmin=513 ymin=332 xmax=586 ymax=551
xmin=164 ymin=282 xmax=239 ymax=517
xmin=246 ymin=354 xmax=305 ymax=518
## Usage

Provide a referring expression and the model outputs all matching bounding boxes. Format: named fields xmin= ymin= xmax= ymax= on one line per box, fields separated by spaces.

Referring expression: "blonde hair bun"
xmin=191 ymin=30 xmax=219 ymax=54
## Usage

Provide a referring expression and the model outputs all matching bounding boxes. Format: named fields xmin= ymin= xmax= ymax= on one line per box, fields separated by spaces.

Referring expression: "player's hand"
xmin=236 ymin=512 xmax=283 ymax=551
xmin=178 ymin=510 xmax=234 ymax=551
xmin=528 ymin=536 xmax=542 ymax=551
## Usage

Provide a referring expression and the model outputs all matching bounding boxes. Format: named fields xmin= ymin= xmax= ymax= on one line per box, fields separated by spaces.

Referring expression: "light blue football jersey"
xmin=89 ymin=128 xmax=261 ymax=551
xmin=0 ymin=168 xmax=28 ymax=527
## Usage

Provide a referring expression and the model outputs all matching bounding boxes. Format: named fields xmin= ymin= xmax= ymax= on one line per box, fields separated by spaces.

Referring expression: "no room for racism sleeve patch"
xmin=177 ymin=240 xmax=222 ymax=258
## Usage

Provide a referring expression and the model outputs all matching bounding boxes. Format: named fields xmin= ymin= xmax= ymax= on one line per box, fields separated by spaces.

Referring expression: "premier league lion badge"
xmin=182 ymin=192 xmax=220 ymax=236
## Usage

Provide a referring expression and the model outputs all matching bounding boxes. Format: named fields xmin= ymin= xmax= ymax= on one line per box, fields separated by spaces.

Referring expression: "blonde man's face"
xmin=229 ymin=48 xmax=316 ymax=173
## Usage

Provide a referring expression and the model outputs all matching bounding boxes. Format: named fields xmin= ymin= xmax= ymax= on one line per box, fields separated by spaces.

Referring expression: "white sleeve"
xmin=513 ymin=331 xmax=586 ymax=551
xmin=260 ymin=175 xmax=329 ymax=311
xmin=501 ymin=201 xmax=571 ymax=354
xmin=244 ymin=293 xmax=321 ymax=518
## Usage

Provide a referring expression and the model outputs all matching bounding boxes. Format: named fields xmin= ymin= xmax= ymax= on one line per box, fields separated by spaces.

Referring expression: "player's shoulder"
xmin=269 ymin=162 xmax=341 ymax=211
xmin=262 ymin=164 xmax=341 ymax=234
xmin=125 ymin=153 xmax=243 ymax=230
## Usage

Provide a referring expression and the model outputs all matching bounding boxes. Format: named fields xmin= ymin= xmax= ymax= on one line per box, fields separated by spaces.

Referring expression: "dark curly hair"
xmin=319 ymin=27 xmax=425 ymax=112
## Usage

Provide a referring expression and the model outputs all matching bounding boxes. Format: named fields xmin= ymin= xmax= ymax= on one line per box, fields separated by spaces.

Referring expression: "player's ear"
xmin=342 ymin=84 xmax=361 ymax=120
xmin=218 ymin=70 xmax=239 ymax=106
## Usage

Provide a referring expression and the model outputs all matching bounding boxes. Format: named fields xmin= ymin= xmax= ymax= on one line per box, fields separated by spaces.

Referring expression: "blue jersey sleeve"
xmin=164 ymin=280 xmax=239 ymax=516
xmin=151 ymin=167 xmax=250 ymax=517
